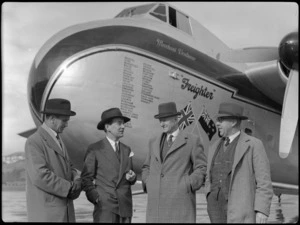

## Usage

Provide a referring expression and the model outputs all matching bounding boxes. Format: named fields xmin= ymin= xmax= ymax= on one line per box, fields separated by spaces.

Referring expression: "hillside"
xmin=2 ymin=153 xmax=26 ymax=183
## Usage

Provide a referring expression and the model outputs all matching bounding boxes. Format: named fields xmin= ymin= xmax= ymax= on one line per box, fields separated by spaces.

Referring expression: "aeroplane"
xmin=20 ymin=2 xmax=298 ymax=196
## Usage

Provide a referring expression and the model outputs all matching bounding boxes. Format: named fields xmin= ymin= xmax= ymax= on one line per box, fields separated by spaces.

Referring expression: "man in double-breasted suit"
xmin=205 ymin=102 xmax=273 ymax=223
xmin=25 ymin=98 xmax=82 ymax=222
xmin=142 ymin=102 xmax=207 ymax=223
xmin=81 ymin=107 xmax=137 ymax=223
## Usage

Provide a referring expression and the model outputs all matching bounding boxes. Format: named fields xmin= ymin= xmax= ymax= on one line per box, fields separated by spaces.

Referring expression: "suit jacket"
xmin=205 ymin=131 xmax=273 ymax=223
xmin=25 ymin=125 xmax=79 ymax=222
xmin=142 ymin=130 xmax=207 ymax=223
xmin=81 ymin=137 xmax=136 ymax=218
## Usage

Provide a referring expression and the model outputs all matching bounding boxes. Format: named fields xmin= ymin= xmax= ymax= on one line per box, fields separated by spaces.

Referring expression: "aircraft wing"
xmin=272 ymin=182 xmax=299 ymax=196
xmin=18 ymin=128 xmax=37 ymax=138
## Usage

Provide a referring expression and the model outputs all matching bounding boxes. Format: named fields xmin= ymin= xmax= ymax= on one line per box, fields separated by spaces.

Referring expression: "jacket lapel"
xmin=117 ymin=142 xmax=129 ymax=186
xmin=60 ymin=140 xmax=69 ymax=160
xmin=154 ymin=133 xmax=165 ymax=164
xmin=165 ymin=131 xmax=187 ymax=159
xmin=39 ymin=127 xmax=65 ymax=158
xmin=230 ymin=132 xmax=250 ymax=183
xmin=101 ymin=138 xmax=120 ymax=167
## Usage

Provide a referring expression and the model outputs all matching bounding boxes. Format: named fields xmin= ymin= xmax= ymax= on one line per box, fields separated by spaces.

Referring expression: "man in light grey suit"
xmin=205 ymin=102 xmax=273 ymax=223
xmin=25 ymin=98 xmax=81 ymax=222
xmin=142 ymin=102 xmax=207 ymax=223
xmin=81 ymin=107 xmax=137 ymax=223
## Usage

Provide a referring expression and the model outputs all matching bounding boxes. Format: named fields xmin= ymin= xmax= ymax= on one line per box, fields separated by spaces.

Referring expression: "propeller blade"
xmin=220 ymin=47 xmax=279 ymax=63
xmin=279 ymin=68 xmax=298 ymax=158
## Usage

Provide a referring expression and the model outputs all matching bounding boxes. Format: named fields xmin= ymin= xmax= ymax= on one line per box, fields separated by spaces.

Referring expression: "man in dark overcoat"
xmin=205 ymin=102 xmax=273 ymax=223
xmin=142 ymin=102 xmax=207 ymax=223
xmin=81 ymin=107 xmax=137 ymax=223
xmin=25 ymin=98 xmax=82 ymax=222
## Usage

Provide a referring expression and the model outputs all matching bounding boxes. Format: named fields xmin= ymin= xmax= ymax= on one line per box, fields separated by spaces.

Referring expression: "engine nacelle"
xmin=279 ymin=32 xmax=298 ymax=73
xmin=245 ymin=61 xmax=287 ymax=105
xmin=245 ymin=32 xmax=298 ymax=106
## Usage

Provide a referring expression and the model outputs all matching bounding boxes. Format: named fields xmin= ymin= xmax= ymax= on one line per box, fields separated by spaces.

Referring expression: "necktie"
xmin=115 ymin=142 xmax=120 ymax=161
xmin=167 ymin=135 xmax=173 ymax=147
xmin=161 ymin=134 xmax=173 ymax=160
xmin=56 ymin=134 xmax=62 ymax=148
xmin=56 ymin=134 xmax=65 ymax=157
xmin=224 ymin=137 xmax=230 ymax=147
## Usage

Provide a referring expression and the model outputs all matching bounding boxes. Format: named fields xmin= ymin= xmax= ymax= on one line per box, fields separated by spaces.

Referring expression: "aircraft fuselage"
xmin=27 ymin=17 xmax=298 ymax=193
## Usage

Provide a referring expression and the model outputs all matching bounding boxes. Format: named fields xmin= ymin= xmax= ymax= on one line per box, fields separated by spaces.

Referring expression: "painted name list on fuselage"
xmin=121 ymin=56 xmax=162 ymax=127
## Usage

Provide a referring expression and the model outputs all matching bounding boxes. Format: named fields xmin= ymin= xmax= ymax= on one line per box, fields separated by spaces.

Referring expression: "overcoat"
xmin=25 ymin=125 xmax=79 ymax=222
xmin=205 ymin=131 xmax=273 ymax=223
xmin=81 ymin=138 xmax=136 ymax=221
xmin=142 ymin=130 xmax=207 ymax=223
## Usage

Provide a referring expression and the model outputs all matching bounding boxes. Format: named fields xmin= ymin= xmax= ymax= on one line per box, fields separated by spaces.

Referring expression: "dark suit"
xmin=81 ymin=137 xmax=136 ymax=222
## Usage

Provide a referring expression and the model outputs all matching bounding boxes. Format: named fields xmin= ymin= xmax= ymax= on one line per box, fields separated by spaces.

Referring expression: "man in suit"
xmin=205 ymin=102 xmax=273 ymax=223
xmin=25 ymin=98 xmax=82 ymax=222
xmin=81 ymin=107 xmax=137 ymax=223
xmin=142 ymin=102 xmax=207 ymax=223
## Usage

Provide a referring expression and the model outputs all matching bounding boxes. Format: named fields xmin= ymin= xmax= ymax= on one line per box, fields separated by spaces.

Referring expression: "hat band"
xmin=155 ymin=112 xmax=181 ymax=118
xmin=42 ymin=109 xmax=75 ymax=115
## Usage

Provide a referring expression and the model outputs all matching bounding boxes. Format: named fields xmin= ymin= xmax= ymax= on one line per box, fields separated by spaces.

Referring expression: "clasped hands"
xmin=67 ymin=178 xmax=82 ymax=200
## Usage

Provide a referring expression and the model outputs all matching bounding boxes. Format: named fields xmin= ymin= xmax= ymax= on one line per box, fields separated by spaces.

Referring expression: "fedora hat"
xmin=40 ymin=98 xmax=76 ymax=116
xmin=154 ymin=102 xmax=181 ymax=119
xmin=214 ymin=102 xmax=248 ymax=120
xmin=97 ymin=108 xmax=130 ymax=130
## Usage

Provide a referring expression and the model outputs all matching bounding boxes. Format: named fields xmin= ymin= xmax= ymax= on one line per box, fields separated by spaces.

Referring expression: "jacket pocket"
xmin=45 ymin=192 xmax=65 ymax=206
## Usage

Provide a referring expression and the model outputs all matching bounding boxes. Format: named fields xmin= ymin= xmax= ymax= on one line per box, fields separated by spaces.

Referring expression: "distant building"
xmin=2 ymin=152 xmax=25 ymax=164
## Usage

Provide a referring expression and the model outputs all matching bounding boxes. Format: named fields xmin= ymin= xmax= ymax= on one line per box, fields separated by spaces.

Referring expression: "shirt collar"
xmin=106 ymin=136 xmax=118 ymax=152
xmin=167 ymin=128 xmax=180 ymax=139
xmin=227 ymin=130 xmax=241 ymax=143
xmin=42 ymin=122 xmax=58 ymax=138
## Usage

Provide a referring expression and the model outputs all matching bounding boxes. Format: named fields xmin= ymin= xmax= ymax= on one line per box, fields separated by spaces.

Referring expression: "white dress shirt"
xmin=42 ymin=123 xmax=62 ymax=149
xmin=106 ymin=136 xmax=134 ymax=157
xmin=167 ymin=128 xmax=180 ymax=143
xmin=227 ymin=130 xmax=241 ymax=144
xmin=106 ymin=136 xmax=119 ymax=152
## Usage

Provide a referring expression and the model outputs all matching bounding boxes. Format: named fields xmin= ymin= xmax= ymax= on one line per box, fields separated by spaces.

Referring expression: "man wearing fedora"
xmin=25 ymin=98 xmax=81 ymax=222
xmin=205 ymin=102 xmax=273 ymax=223
xmin=142 ymin=102 xmax=207 ymax=223
xmin=81 ymin=107 xmax=137 ymax=223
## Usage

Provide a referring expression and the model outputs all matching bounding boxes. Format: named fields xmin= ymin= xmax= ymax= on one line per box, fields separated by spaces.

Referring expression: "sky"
xmin=2 ymin=2 xmax=298 ymax=156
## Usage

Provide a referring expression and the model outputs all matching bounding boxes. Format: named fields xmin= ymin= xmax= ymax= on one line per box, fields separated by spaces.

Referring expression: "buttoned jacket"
xmin=142 ymin=130 xmax=207 ymax=223
xmin=81 ymin=138 xmax=136 ymax=218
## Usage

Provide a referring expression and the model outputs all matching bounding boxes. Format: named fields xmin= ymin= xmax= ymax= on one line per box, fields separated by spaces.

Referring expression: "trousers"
xmin=207 ymin=188 xmax=228 ymax=223
xmin=93 ymin=204 xmax=131 ymax=223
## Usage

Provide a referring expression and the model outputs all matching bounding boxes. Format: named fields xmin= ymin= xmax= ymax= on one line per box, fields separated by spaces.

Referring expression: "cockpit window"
xmin=169 ymin=7 xmax=192 ymax=35
xmin=115 ymin=3 xmax=156 ymax=18
xmin=115 ymin=3 xmax=192 ymax=35
xmin=150 ymin=4 xmax=167 ymax=22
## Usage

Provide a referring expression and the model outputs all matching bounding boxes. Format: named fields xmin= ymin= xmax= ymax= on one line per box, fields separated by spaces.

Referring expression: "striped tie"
xmin=224 ymin=137 xmax=230 ymax=147
xmin=167 ymin=135 xmax=173 ymax=147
